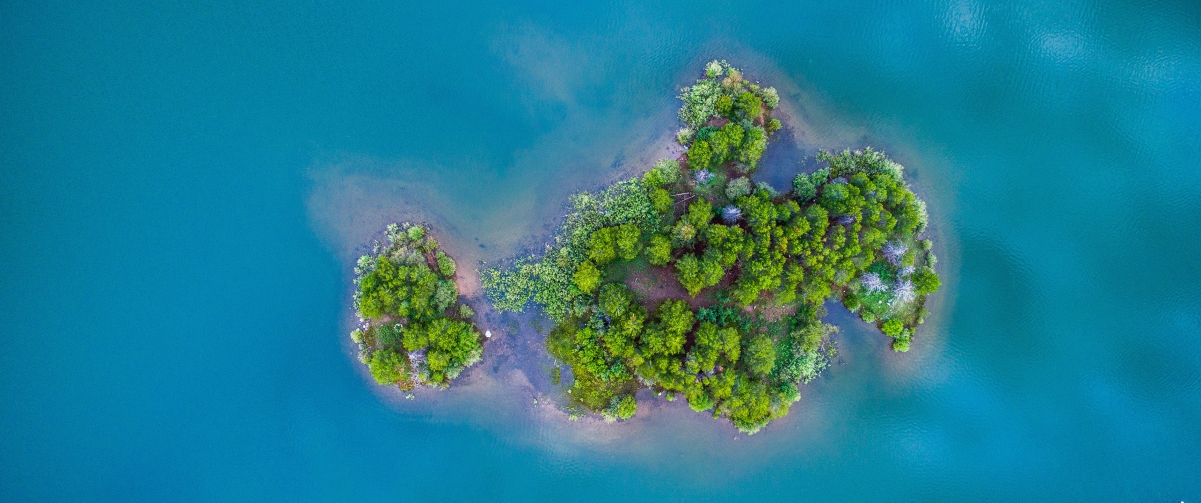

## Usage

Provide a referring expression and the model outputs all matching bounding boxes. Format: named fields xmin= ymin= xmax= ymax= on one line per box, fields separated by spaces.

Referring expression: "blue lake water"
xmin=3 ymin=0 xmax=1200 ymax=500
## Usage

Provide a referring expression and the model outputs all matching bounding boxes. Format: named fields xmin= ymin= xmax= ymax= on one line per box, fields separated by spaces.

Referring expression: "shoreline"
xmin=317 ymin=54 xmax=959 ymax=448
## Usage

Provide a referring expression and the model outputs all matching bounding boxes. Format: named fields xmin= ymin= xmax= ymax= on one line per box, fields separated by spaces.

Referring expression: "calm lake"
xmin=2 ymin=0 xmax=1199 ymax=500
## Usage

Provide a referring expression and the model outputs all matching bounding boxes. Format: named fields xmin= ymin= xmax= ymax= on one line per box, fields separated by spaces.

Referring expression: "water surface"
xmin=2 ymin=0 xmax=1199 ymax=500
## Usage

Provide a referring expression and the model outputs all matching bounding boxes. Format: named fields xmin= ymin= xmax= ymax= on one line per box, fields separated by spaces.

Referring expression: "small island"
xmin=483 ymin=61 xmax=940 ymax=433
xmin=351 ymin=223 xmax=485 ymax=390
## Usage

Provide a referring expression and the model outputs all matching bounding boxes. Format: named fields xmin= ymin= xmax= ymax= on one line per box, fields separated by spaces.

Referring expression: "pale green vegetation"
xmin=677 ymin=60 xmax=779 ymax=174
xmin=351 ymin=223 xmax=484 ymax=389
xmin=482 ymin=61 xmax=939 ymax=433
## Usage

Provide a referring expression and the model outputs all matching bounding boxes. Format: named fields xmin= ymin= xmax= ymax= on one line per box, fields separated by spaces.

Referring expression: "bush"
xmin=650 ymin=188 xmax=672 ymax=214
xmin=615 ymin=223 xmax=642 ymax=260
xmin=604 ymin=395 xmax=638 ymax=421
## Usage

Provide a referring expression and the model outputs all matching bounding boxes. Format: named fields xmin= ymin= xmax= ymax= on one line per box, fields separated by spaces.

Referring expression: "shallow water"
xmin=3 ymin=0 xmax=1200 ymax=500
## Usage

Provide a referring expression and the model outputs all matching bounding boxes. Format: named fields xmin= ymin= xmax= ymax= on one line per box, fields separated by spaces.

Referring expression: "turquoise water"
xmin=3 ymin=0 xmax=1200 ymax=500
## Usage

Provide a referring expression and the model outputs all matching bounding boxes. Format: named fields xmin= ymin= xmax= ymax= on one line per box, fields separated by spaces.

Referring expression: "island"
xmin=350 ymin=223 xmax=485 ymax=390
xmin=483 ymin=60 xmax=940 ymax=433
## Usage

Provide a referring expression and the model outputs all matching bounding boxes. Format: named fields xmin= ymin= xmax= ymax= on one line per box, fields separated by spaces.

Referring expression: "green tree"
xmin=650 ymin=188 xmax=672 ymax=214
xmin=615 ymin=223 xmax=642 ymax=260
xmin=436 ymin=251 xmax=457 ymax=278
xmin=646 ymin=234 xmax=673 ymax=266
xmin=736 ymin=91 xmax=762 ymax=121
xmin=367 ymin=348 xmax=406 ymax=386
xmin=912 ymin=266 xmax=941 ymax=294
xmin=675 ymin=254 xmax=707 ymax=297
xmin=881 ymin=318 xmax=904 ymax=337
xmin=606 ymin=395 xmax=638 ymax=420
xmin=688 ymin=140 xmax=712 ymax=170
xmin=738 ymin=127 xmax=767 ymax=169
xmin=423 ymin=318 xmax=484 ymax=384
xmin=744 ymin=334 xmax=776 ymax=376
xmin=574 ymin=260 xmax=601 ymax=294
xmin=588 ymin=227 xmax=617 ymax=266
xmin=716 ymin=94 xmax=733 ymax=116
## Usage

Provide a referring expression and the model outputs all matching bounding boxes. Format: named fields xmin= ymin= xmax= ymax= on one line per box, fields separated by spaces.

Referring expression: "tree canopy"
xmin=350 ymin=223 xmax=485 ymax=390
xmin=482 ymin=61 xmax=939 ymax=433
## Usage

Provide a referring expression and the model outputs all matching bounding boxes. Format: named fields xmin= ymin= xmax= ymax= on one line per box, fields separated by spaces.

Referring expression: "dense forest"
xmin=351 ymin=223 xmax=484 ymax=390
xmin=483 ymin=61 xmax=939 ymax=433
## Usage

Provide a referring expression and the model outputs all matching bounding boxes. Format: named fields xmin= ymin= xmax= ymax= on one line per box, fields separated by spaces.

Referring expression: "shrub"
xmin=615 ymin=223 xmax=642 ymax=260
xmin=744 ymin=334 xmax=776 ymax=376
xmin=705 ymin=60 xmax=724 ymax=78
xmin=602 ymin=395 xmax=638 ymax=422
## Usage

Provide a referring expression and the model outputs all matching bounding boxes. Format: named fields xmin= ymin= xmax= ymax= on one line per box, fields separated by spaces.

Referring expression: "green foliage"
xmin=688 ymin=322 xmax=741 ymax=373
xmin=573 ymin=260 xmax=601 ymax=294
xmin=615 ymin=223 xmax=642 ymax=260
xmin=744 ymin=334 xmax=776 ymax=376
xmin=766 ymin=118 xmax=782 ymax=135
xmin=366 ymin=348 xmax=406 ymax=386
xmin=912 ymin=266 xmax=941 ymax=294
xmin=588 ymin=227 xmax=618 ymax=266
xmin=726 ymin=176 xmax=752 ymax=200
xmin=738 ymin=126 xmax=767 ymax=170
xmin=352 ymin=222 xmax=486 ymax=389
xmin=435 ymin=251 xmax=457 ymax=278
xmin=674 ymin=253 xmax=724 ymax=296
xmin=479 ymin=63 xmax=938 ymax=431
xmin=420 ymin=318 xmax=484 ymax=385
xmin=881 ymin=318 xmax=904 ymax=337
xmin=736 ymin=91 xmax=762 ymax=121
xmin=643 ymin=159 xmax=681 ymax=189
xmin=603 ymin=395 xmax=638 ymax=421
xmin=650 ymin=188 xmax=672 ymax=214
xmin=716 ymin=95 xmax=733 ymax=116
xmin=688 ymin=140 xmax=712 ymax=170
xmin=761 ymin=87 xmax=780 ymax=109
xmin=646 ymin=234 xmax=673 ymax=266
